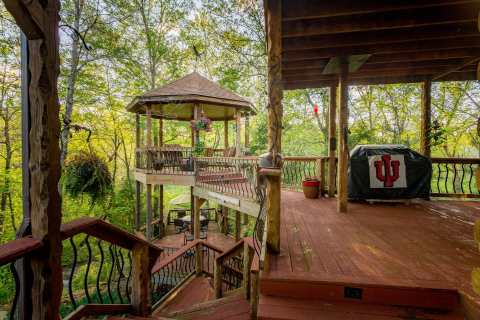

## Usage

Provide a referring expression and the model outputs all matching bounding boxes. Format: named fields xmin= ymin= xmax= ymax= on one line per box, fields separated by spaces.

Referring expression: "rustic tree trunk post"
xmin=214 ymin=258 xmax=223 ymax=298
xmin=221 ymin=206 xmax=228 ymax=234
xmin=265 ymin=0 xmax=283 ymax=254
xmin=337 ymin=59 xmax=349 ymax=213
xmin=243 ymin=241 xmax=254 ymax=300
xmin=135 ymin=114 xmax=141 ymax=232
xmin=420 ymin=79 xmax=432 ymax=157
xmin=236 ymin=111 xmax=242 ymax=156
xmin=3 ymin=0 xmax=66 ymax=317
xmin=235 ymin=210 xmax=241 ymax=241
xmin=250 ymin=270 xmax=259 ymax=318
xmin=193 ymin=103 xmax=201 ymax=147
xmin=131 ymin=243 xmax=151 ymax=316
xmin=328 ymin=85 xmax=337 ymax=197
xmin=265 ymin=172 xmax=281 ymax=253
xmin=245 ymin=116 xmax=250 ymax=149
xmin=224 ymin=120 xmax=229 ymax=150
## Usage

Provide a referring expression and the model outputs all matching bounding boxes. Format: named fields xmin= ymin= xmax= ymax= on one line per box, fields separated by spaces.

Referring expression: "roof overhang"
xmin=266 ymin=0 xmax=480 ymax=90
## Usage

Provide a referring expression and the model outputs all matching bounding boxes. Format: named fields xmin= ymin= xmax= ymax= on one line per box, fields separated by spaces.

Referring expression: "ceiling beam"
xmin=282 ymin=3 xmax=479 ymax=37
xmin=282 ymin=0 xmax=477 ymax=20
xmin=283 ymin=71 xmax=477 ymax=90
xmin=283 ymin=37 xmax=480 ymax=62
xmin=283 ymin=59 xmax=469 ymax=77
xmin=283 ymin=22 xmax=478 ymax=51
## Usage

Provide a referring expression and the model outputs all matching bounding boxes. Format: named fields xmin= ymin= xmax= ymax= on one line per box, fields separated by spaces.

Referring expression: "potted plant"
xmin=302 ymin=177 xmax=320 ymax=199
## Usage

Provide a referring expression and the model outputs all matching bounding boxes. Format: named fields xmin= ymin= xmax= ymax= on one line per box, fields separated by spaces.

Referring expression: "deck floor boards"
xmin=267 ymin=191 xmax=480 ymax=300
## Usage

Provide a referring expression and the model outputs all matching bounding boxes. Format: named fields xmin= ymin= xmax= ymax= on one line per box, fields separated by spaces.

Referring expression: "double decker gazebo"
xmin=126 ymin=72 xmax=256 ymax=240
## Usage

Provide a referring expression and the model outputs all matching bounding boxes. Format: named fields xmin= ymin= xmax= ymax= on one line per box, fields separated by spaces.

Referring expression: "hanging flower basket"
xmin=190 ymin=112 xmax=212 ymax=132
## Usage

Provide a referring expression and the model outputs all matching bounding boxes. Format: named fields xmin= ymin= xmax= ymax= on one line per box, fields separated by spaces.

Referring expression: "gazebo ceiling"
xmin=126 ymin=72 xmax=256 ymax=120
xmin=273 ymin=0 xmax=480 ymax=90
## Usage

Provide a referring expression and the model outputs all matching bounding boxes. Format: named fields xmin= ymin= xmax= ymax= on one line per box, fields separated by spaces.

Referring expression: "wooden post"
xmin=195 ymin=242 xmax=203 ymax=276
xmin=146 ymin=107 xmax=152 ymax=146
xmin=266 ymin=0 xmax=283 ymax=165
xmin=131 ymin=243 xmax=151 ymax=316
xmin=235 ymin=210 xmax=241 ymax=241
xmin=245 ymin=116 xmax=250 ymax=148
xmin=214 ymin=259 xmax=223 ymax=298
xmin=146 ymin=184 xmax=152 ymax=240
xmin=317 ymin=158 xmax=326 ymax=196
xmin=243 ymin=241 xmax=254 ymax=300
xmin=224 ymin=120 xmax=229 ymax=149
xmin=328 ymin=85 xmax=337 ymax=197
xmin=337 ymin=59 xmax=349 ymax=213
xmin=221 ymin=206 xmax=228 ymax=234
xmin=193 ymin=104 xmax=201 ymax=147
xmin=261 ymin=169 xmax=282 ymax=253
xmin=190 ymin=187 xmax=195 ymax=230
xmin=194 ymin=196 xmax=201 ymax=239
xmin=243 ymin=212 xmax=249 ymax=226
xmin=158 ymin=185 xmax=164 ymax=238
xmin=135 ymin=181 xmax=141 ymax=231
xmin=3 ymin=0 xmax=66 ymax=316
xmin=250 ymin=271 xmax=259 ymax=318
xmin=420 ymin=79 xmax=432 ymax=157
xmin=235 ymin=111 xmax=242 ymax=156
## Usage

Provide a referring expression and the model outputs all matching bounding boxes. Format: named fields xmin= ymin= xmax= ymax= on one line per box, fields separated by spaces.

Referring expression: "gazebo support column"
xmin=337 ymin=59 xmax=349 ymax=213
xmin=135 ymin=114 xmax=141 ymax=231
xmin=224 ymin=120 xmax=229 ymax=150
xmin=235 ymin=210 xmax=241 ymax=241
xmin=193 ymin=196 xmax=201 ymax=240
xmin=145 ymin=107 xmax=153 ymax=240
xmin=158 ymin=118 xmax=164 ymax=238
xmin=420 ymin=79 xmax=432 ymax=157
xmin=245 ymin=116 xmax=250 ymax=149
xmin=328 ymin=85 xmax=337 ymax=197
xmin=236 ymin=111 xmax=242 ymax=156
xmin=265 ymin=0 xmax=283 ymax=254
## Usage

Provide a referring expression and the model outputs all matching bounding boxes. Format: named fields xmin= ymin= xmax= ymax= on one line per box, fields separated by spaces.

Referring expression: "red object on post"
xmin=313 ymin=104 xmax=319 ymax=115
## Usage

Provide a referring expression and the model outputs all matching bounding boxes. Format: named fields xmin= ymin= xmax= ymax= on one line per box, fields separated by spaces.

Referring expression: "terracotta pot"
xmin=302 ymin=179 xmax=320 ymax=199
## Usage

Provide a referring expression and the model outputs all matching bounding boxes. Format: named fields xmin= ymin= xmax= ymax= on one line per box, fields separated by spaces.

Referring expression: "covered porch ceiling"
xmin=276 ymin=0 xmax=480 ymax=90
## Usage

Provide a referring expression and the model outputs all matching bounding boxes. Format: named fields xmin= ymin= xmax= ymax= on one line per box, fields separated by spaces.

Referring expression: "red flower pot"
xmin=302 ymin=179 xmax=320 ymax=199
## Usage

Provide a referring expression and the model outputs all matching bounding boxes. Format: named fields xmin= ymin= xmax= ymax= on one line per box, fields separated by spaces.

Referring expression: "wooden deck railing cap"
xmin=0 ymin=236 xmax=43 ymax=266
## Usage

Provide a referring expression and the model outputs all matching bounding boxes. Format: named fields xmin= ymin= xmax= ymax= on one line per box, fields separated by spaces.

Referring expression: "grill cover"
xmin=348 ymin=145 xmax=431 ymax=200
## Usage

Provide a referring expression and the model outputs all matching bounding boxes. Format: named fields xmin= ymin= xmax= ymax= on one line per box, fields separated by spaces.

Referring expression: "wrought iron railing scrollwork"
xmin=430 ymin=158 xmax=479 ymax=198
xmin=253 ymin=185 xmax=267 ymax=259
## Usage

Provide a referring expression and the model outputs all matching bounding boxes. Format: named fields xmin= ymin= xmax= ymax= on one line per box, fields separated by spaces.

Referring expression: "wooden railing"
xmin=431 ymin=158 xmax=480 ymax=198
xmin=282 ymin=156 xmax=331 ymax=193
xmin=0 ymin=218 xmax=162 ymax=320
xmin=135 ymin=146 xmax=195 ymax=175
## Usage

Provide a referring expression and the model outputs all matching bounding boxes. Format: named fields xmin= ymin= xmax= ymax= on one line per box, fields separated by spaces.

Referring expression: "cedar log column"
xmin=420 ymin=79 xmax=432 ymax=157
xmin=135 ymin=114 xmax=141 ymax=231
xmin=328 ymin=85 xmax=337 ymax=197
xmin=224 ymin=119 xmax=229 ymax=150
xmin=245 ymin=116 xmax=250 ymax=148
xmin=158 ymin=118 xmax=164 ymax=238
xmin=265 ymin=0 xmax=283 ymax=253
xmin=3 ymin=0 xmax=64 ymax=318
xmin=337 ymin=59 xmax=349 ymax=213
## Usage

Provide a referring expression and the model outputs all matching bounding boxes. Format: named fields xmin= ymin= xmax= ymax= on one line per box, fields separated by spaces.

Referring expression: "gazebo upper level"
xmin=128 ymin=72 xmax=257 ymax=179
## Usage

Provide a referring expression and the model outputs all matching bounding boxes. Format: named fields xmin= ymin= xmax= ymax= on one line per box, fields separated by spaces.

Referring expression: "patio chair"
xmin=200 ymin=219 xmax=209 ymax=232
xmin=174 ymin=219 xmax=187 ymax=234
xmin=184 ymin=230 xmax=194 ymax=245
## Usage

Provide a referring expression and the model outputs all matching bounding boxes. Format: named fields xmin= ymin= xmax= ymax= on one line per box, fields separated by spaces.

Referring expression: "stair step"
xmin=260 ymin=275 xmax=459 ymax=310
xmin=258 ymin=295 xmax=464 ymax=320
xmin=163 ymin=289 xmax=250 ymax=320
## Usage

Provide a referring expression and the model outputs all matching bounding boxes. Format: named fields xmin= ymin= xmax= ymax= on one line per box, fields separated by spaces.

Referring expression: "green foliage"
xmin=63 ymin=152 xmax=113 ymax=204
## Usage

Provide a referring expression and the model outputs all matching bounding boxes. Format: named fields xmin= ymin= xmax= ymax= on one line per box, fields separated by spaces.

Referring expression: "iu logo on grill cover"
xmin=368 ymin=154 xmax=407 ymax=189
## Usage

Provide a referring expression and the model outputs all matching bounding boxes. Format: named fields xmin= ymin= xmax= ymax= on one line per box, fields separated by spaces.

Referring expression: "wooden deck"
xmin=259 ymin=191 xmax=480 ymax=318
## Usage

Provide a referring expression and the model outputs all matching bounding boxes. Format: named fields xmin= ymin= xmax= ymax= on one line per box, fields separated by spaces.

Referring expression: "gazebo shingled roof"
xmin=126 ymin=72 xmax=256 ymax=121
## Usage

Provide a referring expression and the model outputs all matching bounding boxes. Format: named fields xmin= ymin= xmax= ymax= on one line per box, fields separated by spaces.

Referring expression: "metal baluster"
xmin=9 ymin=262 xmax=19 ymax=320
xmin=116 ymin=248 xmax=125 ymax=304
xmin=83 ymin=235 xmax=92 ymax=303
xmin=126 ymin=251 xmax=132 ymax=302
xmin=68 ymin=237 xmax=78 ymax=310
xmin=469 ymin=164 xmax=475 ymax=194
xmin=445 ymin=163 xmax=450 ymax=194
xmin=96 ymin=239 xmax=104 ymax=303
xmin=107 ymin=244 xmax=115 ymax=303
xmin=460 ymin=164 xmax=466 ymax=194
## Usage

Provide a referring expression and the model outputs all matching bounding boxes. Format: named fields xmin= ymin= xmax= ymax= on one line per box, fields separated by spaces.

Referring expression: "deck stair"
xmin=258 ymin=272 xmax=464 ymax=320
